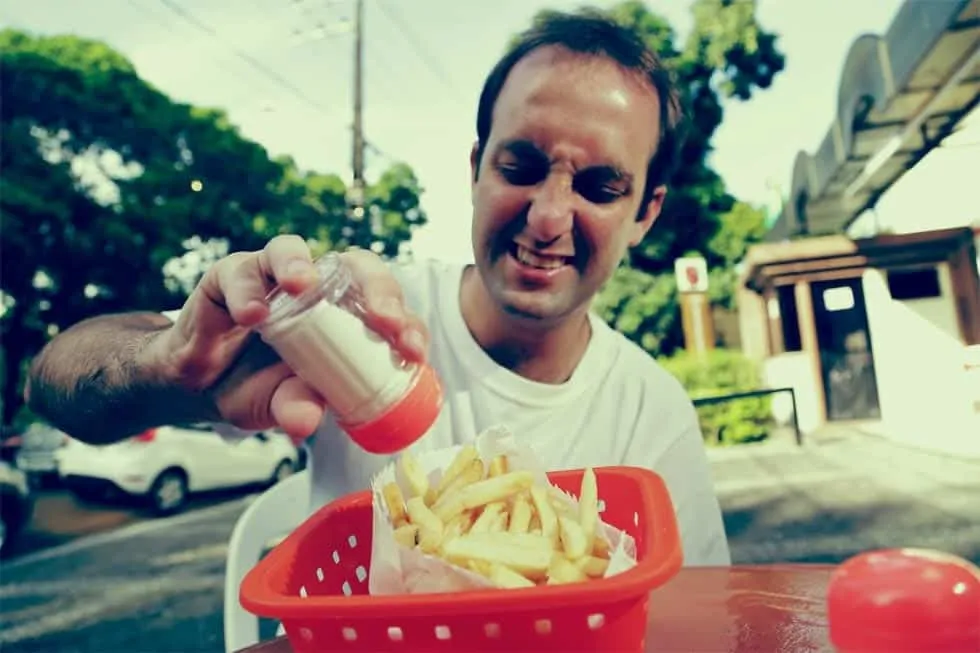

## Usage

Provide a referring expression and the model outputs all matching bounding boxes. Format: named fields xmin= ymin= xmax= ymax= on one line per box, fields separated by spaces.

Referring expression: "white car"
xmin=15 ymin=422 xmax=68 ymax=486
xmin=55 ymin=424 xmax=300 ymax=515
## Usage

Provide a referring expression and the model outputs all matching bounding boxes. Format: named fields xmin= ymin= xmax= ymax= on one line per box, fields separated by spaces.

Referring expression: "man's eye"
xmin=575 ymin=182 xmax=625 ymax=205
xmin=497 ymin=163 xmax=546 ymax=186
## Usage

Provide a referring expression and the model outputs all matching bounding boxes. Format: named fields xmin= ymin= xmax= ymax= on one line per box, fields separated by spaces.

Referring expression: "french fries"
xmin=378 ymin=446 xmax=612 ymax=589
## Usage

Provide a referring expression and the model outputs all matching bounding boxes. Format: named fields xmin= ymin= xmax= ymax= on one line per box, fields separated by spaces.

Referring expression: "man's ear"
xmin=630 ymin=185 xmax=667 ymax=246
xmin=470 ymin=140 xmax=481 ymax=184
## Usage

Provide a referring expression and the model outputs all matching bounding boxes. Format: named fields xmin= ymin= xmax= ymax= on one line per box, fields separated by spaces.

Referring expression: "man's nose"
xmin=526 ymin=175 xmax=574 ymax=242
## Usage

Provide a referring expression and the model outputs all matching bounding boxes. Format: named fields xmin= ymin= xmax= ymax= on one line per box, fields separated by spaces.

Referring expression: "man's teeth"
xmin=516 ymin=245 xmax=567 ymax=269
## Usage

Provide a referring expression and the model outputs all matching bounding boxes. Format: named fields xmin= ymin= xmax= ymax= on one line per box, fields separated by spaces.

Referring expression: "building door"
xmin=811 ymin=278 xmax=881 ymax=421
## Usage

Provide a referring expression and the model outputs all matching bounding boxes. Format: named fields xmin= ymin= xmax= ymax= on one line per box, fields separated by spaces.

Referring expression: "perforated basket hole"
xmin=633 ymin=511 xmax=639 ymax=527
xmin=316 ymin=567 xmax=324 ymax=582
xmin=587 ymin=613 xmax=606 ymax=630
xmin=597 ymin=499 xmax=606 ymax=513
xmin=299 ymin=627 xmax=313 ymax=642
xmin=341 ymin=581 xmax=353 ymax=596
xmin=348 ymin=534 xmax=358 ymax=548
xmin=484 ymin=623 xmax=501 ymax=639
xmin=434 ymin=625 xmax=451 ymax=640
xmin=299 ymin=585 xmax=308 ymax=598
xmin=387 ymin=627 xmax=404 ymax=642
xmin=341 ymin=627 xmax=357 ymax=642
xmin=332 ymin=550 xmax=341 ymax=564
xmin=354 ymin=565 xmax=368 ymax=583
xmin=534 ymin=619 xmax=552 ymax=635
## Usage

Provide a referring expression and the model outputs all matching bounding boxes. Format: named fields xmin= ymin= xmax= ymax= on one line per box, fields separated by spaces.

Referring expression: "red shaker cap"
xmin=340 ymin=363 xmax=443 ymax=454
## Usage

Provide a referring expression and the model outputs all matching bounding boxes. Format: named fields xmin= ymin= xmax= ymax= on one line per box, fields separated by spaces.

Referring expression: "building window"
xmin=822 ymin=286 xmax=856 ymax=311
xmin=777 ymin=285 xmax=803 ymax=352
xmin=886 ymin=267 xmax=941 ymax=300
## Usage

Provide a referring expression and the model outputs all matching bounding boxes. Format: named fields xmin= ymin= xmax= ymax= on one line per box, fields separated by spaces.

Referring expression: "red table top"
xmin=237 ymin=564 xmax=836 ymax=652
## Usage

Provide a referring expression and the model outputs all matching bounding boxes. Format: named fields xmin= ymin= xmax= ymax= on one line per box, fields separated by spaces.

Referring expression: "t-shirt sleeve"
xmin=626 ymin=378 xmax=731 ymax=567
xmin=654 ymin=401 xmax=732 ymax=567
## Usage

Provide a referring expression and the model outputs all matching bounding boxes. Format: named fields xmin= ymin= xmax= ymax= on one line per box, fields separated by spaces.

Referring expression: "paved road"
xmin=711 ymin=429 xmax=980 ymax=565
xmin=1 ymin=430 xmax=978 ymax=652
xmin=1 ymin=498 xmax=255 ymax=653
xmin=2 ymin=483 xmax=275 ymax=562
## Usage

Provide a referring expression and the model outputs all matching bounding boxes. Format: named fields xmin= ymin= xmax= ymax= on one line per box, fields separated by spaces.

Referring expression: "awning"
xmin=766 ymin=0 xmax=979 ymax=242
xmin=745 ymin=226 xmax=977 ymax=292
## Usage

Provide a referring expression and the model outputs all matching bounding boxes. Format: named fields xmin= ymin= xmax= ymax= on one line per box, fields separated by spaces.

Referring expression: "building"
xmin=737 ymin=0 xmax=980 ymax=456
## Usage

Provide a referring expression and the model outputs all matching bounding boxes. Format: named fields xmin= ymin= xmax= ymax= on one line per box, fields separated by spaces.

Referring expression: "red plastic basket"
xmin=240 ymin=466 xmax=683 ymax=652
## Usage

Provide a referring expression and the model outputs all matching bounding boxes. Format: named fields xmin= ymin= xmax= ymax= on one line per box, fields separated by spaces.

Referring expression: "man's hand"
xmin=152 ymin=236 xmax=429 ymax=442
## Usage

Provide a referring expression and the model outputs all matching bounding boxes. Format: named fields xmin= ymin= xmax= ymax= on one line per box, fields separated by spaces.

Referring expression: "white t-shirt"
xmin=301 ymin=259 xmax=731 ymax=567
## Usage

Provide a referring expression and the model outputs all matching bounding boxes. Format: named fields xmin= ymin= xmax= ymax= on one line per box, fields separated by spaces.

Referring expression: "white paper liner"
xmin=367 ymin=425 xmax=637 ymax=596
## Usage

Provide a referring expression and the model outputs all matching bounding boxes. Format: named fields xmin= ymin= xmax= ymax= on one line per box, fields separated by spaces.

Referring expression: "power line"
xmin=151 ymin=0 xmax=333 ymax=115
xmin=375 ymin=0 xmax=467 ymax=107
xmin=128 ymin=0 xmax=409 ymax=172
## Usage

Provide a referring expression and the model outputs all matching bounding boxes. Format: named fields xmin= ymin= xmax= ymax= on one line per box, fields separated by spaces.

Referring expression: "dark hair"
xmin=474 ymin=9 xmax=685 ymax=207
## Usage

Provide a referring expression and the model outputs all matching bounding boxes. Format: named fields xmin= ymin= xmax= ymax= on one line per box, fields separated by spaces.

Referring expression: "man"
xmin=27 ymin=10 xmax=730 ymax=566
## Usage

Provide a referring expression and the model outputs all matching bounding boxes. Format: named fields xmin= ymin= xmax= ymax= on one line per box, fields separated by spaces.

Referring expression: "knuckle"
xmin=215 ymin=250 xmax=256 ymax=275
xmin=268 ymin=234 xmax=307 ymax=252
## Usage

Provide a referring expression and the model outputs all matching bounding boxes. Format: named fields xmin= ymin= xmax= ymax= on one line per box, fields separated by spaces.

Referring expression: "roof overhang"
xmin=766 ymin=0 xmax=980 ymax=242
xmin=744 ymin=226 xmax=977 ymax=292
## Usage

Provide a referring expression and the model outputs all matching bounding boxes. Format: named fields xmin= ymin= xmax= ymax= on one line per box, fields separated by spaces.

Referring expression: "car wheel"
xmin=270 ymin=460 xmax=294 ymax=486
xmin=148 ymin=469 xmax=188 ymax=516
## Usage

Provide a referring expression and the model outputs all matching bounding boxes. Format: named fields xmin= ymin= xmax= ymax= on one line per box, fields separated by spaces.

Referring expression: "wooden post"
xmin=680 ymin=291 xmax=715 ymax=355
xmin=675 ymin=256 xmax=714 ymax=356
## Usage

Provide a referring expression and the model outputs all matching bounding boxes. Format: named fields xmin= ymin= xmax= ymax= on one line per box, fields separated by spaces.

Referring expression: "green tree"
xmin=521 ymin=1 xmax=784 ymax=355
xmin=706 ymin=200 xmax=768 ymax=308
xmin=261 ymin=158 xmax=428 ymax=260
xmin=0 ymin=29 xmax=426 ymax=428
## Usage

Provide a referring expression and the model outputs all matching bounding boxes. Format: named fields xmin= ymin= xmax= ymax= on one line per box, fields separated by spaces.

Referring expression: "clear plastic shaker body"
xmin=256 ymin=253 xmax=442 ymax=454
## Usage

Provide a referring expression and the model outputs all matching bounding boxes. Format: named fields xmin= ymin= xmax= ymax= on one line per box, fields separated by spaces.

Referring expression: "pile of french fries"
xmin=380 ymin=444 xmax=612 ymax=589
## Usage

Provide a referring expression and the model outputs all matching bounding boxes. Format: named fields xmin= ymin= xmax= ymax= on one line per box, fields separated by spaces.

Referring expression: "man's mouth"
xmin=511 ymin=243 xmax=573 ymax=270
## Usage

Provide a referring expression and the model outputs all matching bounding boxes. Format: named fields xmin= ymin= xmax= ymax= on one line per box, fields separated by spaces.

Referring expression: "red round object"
xmin=827 ymin=548 xmax=980 ymax=652
xmin=340 ymin=363 xmax=443 ymax=454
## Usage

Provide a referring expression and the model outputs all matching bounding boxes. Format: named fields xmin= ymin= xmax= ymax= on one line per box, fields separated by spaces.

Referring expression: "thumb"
xmin=270 ymin=376 xmax=327 ymax=442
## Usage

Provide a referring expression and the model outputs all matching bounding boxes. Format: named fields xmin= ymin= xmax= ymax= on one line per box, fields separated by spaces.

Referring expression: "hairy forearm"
xmin=26 ymin=312 xmax=217 ymax=445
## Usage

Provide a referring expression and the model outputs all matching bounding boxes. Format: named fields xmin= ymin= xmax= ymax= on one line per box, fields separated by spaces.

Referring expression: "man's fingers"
xmin=270 ymin=375 xmax=327 ymax=442
xmin=202 ymin=236 xmax=317 ymax=330
xmin=342 ymin=249 xmax=429 ymax=362
xmin=345 ymin=248 xmax=407 ymax=314
xmin=396 ymin=315 xmax=429 ymax=363
xmin=259 ymin=235 xmax=318 ymax=296
xmin=213 ymin=253 xmax=271 ymax=327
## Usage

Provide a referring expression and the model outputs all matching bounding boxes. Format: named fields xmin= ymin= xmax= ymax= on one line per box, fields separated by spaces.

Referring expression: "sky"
xmin=3 ymin=0 xmax=978 ymax=264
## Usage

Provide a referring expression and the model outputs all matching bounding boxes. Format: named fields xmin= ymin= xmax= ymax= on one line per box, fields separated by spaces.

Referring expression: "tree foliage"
xmin=0 ymin=29 xmax=426 ymax=427
xmin=521 ymin=1 xmax=784 ymax=355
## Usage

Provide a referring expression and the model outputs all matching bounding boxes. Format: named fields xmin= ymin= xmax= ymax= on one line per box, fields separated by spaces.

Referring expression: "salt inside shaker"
xmin=256 ymin=253 xmax=442 ymax=454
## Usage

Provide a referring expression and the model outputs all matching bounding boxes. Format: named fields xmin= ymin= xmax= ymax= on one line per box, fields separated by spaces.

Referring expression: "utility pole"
xmin=346 ymin=0 xmax=366 ymax=222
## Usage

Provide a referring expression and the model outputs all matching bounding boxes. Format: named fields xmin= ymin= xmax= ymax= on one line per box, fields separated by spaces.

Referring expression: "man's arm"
xmin=27 ymin=241 xmax=432 ymax=447
xmin=26 ymin=311 xmax=217 ymax=445
xmin=655 ymin=413 xmax=732 ymax=567
xmin=627 ymin=393 xmax=731 ymax=567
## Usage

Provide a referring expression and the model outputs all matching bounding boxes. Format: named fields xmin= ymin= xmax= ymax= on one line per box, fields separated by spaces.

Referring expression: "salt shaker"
xmin=256 ymin=253 xmax=443 ymax=454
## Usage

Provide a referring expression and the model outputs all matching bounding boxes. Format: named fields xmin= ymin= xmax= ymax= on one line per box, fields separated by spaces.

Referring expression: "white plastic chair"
xmin=224 ymin=469 xmax=312 ymax=653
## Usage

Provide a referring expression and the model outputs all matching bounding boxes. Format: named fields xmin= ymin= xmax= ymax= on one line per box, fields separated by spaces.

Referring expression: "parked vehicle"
xmin=0 ymin=460 xmax=33 ymax=555
xmin=56 ymin=424 xmax=300 ymax=515
xmin=15 ymin=422 xmax=69 ymax=487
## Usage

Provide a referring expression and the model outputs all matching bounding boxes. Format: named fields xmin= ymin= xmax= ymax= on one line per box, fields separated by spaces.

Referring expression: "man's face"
xmin=470 ymin=47 xmax=666 ymax=326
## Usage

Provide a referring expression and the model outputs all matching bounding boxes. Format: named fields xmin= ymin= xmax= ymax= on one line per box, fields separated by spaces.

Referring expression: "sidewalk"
xmin=707 ymin=425 xmax=980 ymax=565
xmin=848 ymin=417 xmax=980 ymax=460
